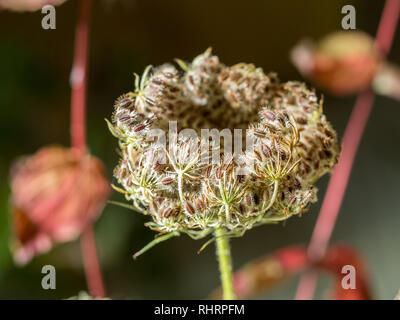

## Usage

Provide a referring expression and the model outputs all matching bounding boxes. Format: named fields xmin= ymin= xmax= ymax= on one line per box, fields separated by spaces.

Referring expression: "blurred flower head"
xmin=291 ymin=31 xmax=382 ymax=96
xmin=10 ymin=146 xmax=110 ymax=265
xmin=317 ymin=245 xmax=371 ymax=300
xmin=0 ymin=0 xmax=67 ymax=11
xmin=210 ymin=244 xmax=371 ymax=300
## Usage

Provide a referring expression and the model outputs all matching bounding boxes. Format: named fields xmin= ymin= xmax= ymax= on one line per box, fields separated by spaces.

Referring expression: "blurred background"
xmin=0 ymin=0 xmax=399 ymax=299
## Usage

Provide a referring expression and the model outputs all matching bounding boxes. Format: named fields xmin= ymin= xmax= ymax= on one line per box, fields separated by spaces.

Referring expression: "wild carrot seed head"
xmin=108 ymin=49 xmax=339 ymax=239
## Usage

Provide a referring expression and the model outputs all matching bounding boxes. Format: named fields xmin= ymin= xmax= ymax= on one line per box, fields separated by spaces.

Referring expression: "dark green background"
xmin=0 ymin=0 xmax=399 ymax=299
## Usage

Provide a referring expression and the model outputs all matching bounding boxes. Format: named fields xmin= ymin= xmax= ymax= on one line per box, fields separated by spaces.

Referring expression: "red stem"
xmin=81 ymin=224 xmax=106 ymax=298
xmin=308 ymin=91 xmax=375 ymax=261
xmin=295 ymin=0 xmax=400 ymax=300
xmin=70 ymin=0 xmax=106 ymax=298
xmin=71 ymin=0 xmax=90 ymax=152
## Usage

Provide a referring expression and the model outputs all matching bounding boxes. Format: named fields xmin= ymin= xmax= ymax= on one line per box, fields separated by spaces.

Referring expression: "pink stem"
xmin=81 ymin=224 xmax=106 ymax=298
xmin=71 ymin=0 xmax=90 ymax=153
xmin=295 ymin=0 xmax=400 ymax=300
xmin=375 ymin=0 xmax=400 ymax=55
xmin=308 ymin=91 xmax=375 ymax=261
xmin=70 ymin=0 xmax=106 ymax=298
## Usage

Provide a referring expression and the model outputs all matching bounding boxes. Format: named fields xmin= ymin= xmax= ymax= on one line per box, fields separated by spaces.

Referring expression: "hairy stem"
xmin=214 ymin=226 xmax=235 ymax=300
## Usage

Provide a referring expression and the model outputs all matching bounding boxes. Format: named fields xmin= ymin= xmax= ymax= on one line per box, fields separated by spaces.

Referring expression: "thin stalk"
xmin=81 ymin=225 xmax=105 ymax=298
xmin=70 ymin=0 xmax=106 ymax=298
xmin=214 ymin=226 xmax=235 ymax=300
xmin=177 ymin=173 xmax=186 ymax=206
xmin=295 ymin=0 xmax=400 ymax=300
xmin=133 ymin=231 xmax=180 ymax=259
xmin=71 ymin=0 xmax=91 ymax=153
xmin=264 ymin=180 xmax=279 ymax=212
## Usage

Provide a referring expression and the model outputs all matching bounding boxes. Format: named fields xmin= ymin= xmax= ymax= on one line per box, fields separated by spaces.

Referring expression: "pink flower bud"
xmin=291 ymin=31 xmax=382 ymax=96
xmin=10 ymin=146 xmax=110 ymax=265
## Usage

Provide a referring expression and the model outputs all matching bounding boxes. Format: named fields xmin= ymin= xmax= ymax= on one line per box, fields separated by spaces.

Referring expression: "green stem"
xmin=214 ymin=226 xmax=235 ymax=300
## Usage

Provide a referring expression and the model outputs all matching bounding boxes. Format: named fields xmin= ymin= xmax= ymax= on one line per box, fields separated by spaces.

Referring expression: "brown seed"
xmin=188 ymin=75 xmax=195 ymax=87
xmin=264 ymin=111 xmax=276 ymax=121
xmin=195 ymin=198 xmax=205 ymax=212
xmin=162 ymin=207 xmax=173 ymax=218
xmin=161 ymin=177 xmax=174 ymax=185
xmin=185 ymin=202 xmax=195 ymax=215
xmin=296 ymin=117 xmax=308 ymax=125
xmin=254 ymin=150 xmax=262 ymax=162
xmin=205 ymin=166 xmax=212 ymax=178
xmin=133 ymin=124 xmax=146 ymax=133
xmin=249 ymin=209 xmax=258 ymax=216
xmin=266 ymin=120 xmax=279 ymax=131
xmin=278 ymin=116 xmax=286 ymax=127
xmin=153 ymin=161 xmax=161 ymax=172
xmin=254 ymin=129 xmax=266 ymax=138
xmin=145 ymin=97 xmax=156 ymax=106
xmin=261 ymin=144 xmax=271 ymax=158
xmin=119 ymin=116 xmax=131 ymax=123
xmin=119 ymin=97 xmax=133 ymax=109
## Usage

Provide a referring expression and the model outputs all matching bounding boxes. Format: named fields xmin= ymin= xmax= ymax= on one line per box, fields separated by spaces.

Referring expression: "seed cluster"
xmin=108 ymin=49 xmax=339 ymax=239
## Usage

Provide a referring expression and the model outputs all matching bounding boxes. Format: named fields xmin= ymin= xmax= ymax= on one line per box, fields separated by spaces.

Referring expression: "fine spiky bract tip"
xmin=132 ymin=231 xmax=180 ymax=259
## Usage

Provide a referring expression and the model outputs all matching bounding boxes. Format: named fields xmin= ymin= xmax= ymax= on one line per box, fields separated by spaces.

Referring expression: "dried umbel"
xmin=108 ymin=49 xmax=339 ymax=242
xmin=10 ymin=146 xmax=110 ymax=265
